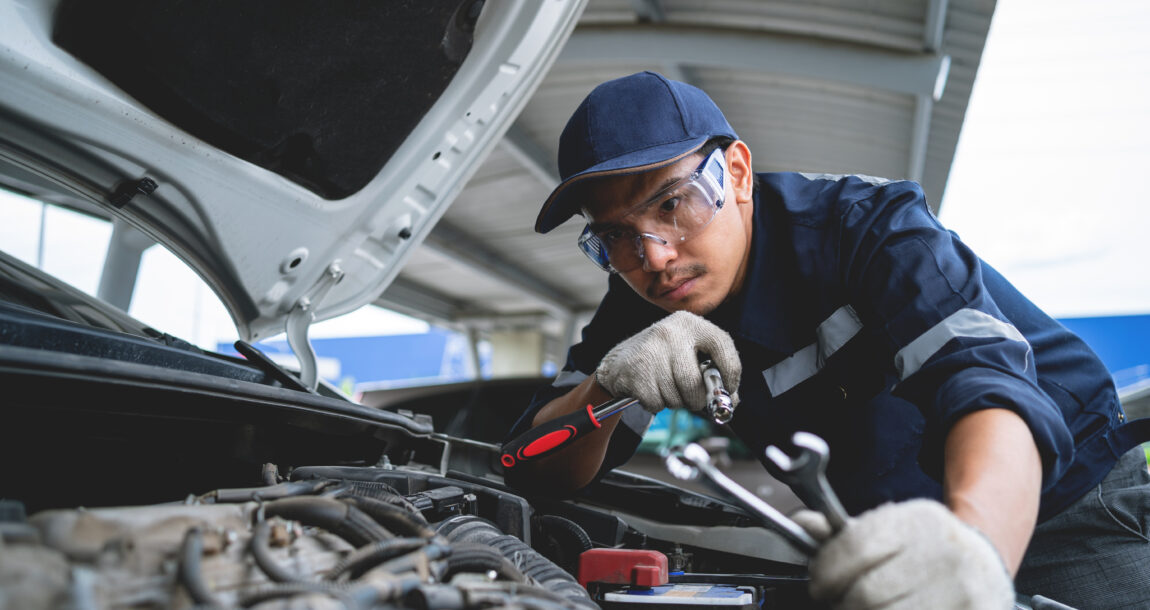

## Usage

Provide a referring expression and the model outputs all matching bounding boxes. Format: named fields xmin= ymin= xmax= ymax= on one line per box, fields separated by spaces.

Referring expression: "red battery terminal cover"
xmin=577 ymin=548 xmax=668 ymax=588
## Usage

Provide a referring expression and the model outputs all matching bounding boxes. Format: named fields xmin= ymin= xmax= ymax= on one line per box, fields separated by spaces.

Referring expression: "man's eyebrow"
xmin=627 ymin=171 xmax=689 ymax=214
xmin=649 ymin=173 xmax=688 ymax=200
xmin=587 ymin=169 xmax=692 ymax=233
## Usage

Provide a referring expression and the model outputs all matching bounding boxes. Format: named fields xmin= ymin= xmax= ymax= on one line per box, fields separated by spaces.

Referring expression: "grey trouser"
xmin=1015 ymin=447 xmax=1150 ymax=609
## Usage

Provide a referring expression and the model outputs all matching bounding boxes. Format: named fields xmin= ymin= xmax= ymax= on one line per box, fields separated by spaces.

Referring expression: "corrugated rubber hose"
xmin=437 ymin=515 xmax=596 ymax=609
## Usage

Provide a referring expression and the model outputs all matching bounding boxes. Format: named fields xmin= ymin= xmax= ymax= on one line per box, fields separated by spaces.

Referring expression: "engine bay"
xmin=0 ymin=279 xmax=815 ymax=608
xmin=1 ymin=457 xmax=815 ymax=609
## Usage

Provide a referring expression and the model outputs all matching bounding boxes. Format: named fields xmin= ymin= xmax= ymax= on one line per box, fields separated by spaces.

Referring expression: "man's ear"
xmin=725 ymin=140 xmax=753 ymax=204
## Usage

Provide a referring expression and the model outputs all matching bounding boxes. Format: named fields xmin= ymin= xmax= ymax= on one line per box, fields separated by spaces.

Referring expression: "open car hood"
xmin=0 ymin=0 xmax=583 ymax=344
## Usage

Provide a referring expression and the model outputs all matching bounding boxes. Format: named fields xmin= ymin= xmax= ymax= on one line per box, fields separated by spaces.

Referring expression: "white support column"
xmin=97 ymin=220 xmax=153 ymax=310
xmin=908 ymin=0 xmax=949 ymax=185
xmin=924 ymin=0 xmax=950 ymax=52
xmin=467 ymin=325 xmax=485 ymax=379
xmin=907 ymin=95 xmax=933 ymax=182
xmin=489 ymin=329 xmax=545 ymax=378
xmin=562 ymin=314 xmax=579 ymax=355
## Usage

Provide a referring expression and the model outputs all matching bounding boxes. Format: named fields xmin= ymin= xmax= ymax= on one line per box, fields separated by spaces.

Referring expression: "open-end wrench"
xmin=666 ymin=443 xmax=819 ymax=556
xmin=764 ymin=432 xmax=850 ymax=533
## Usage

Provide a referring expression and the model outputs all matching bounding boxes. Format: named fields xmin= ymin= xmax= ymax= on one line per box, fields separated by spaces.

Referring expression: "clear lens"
xmin=578 ymin=148 xmax=726 ymax=273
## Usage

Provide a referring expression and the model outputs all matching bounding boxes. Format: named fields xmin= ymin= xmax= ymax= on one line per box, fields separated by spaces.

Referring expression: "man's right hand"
xmin=595 ymin=311 xmax=741 ymax=413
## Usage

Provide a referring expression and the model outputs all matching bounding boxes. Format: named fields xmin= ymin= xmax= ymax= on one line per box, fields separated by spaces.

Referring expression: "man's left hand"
xmin=794 ymin=499 xmax=1014 ymax=610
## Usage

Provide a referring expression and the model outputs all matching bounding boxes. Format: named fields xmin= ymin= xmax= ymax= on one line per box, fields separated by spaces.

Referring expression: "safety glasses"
xmin=578 ymin=147 xmax=726 ymax=272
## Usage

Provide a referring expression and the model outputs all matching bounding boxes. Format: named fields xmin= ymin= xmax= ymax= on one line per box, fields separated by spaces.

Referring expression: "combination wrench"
xmin=666 ymin=430 xmax=850 ymax=556
xmin=666 ymin=443 xmax=819 ymax=556
xmin=764 ymin=431 xmax=850 ymax=534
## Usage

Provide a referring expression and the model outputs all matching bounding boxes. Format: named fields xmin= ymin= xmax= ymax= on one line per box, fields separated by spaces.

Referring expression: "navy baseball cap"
xmin=534 ymin=71 xmax=738 ymax=234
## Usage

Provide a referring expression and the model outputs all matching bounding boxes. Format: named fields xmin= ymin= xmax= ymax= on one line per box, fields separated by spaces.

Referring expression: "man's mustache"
xmin=646 ymin=263 xmax=708 ymax=299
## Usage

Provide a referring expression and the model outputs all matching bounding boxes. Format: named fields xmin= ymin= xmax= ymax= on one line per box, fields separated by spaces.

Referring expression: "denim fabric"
xmin=1016 ymin=448 xmax=1150 ymax=608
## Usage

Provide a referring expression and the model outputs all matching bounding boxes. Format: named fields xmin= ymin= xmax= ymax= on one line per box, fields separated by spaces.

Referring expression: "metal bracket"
xmin=285 ymin=263 xmax=344 ymax=391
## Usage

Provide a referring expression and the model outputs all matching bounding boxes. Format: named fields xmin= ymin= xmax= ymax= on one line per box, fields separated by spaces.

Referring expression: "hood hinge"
xmin=285 ymin=263 xmax=344 ymax=391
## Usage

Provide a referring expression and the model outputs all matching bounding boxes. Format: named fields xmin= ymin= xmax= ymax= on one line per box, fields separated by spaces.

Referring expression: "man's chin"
xmin=652 ymin=296 xmax=718 ymax=317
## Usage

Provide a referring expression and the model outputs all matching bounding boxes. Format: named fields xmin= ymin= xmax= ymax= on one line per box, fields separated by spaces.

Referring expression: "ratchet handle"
xmin=500 ymin=404 xmax=601 ymax=470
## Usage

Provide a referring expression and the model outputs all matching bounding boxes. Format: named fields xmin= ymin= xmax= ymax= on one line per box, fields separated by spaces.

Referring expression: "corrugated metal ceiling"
xmin=378 ymin=0 xmax=997 ymax=361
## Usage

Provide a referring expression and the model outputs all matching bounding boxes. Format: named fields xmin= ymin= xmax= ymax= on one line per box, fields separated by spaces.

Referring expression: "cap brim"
xmin=534 ymin=136 xmax=710 ymax=233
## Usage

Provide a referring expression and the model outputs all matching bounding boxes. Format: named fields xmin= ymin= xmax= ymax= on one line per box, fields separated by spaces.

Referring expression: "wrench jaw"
xmin=666 ymin=443 xmax=819 ymax=557
xmin=765 ymin=432 xmax=851 ymax=534
xmin=663 ymin=450 xmax=700 ymax=483
xmin=791 ymin=431 xmax=831 ymax=458
xmin=764 ymin=445 xmax=795 ymax=472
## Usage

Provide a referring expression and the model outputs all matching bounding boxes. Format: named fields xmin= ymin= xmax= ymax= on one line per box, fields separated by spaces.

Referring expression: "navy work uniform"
xmin=511 ymin=172 xmax=1149 ymax=524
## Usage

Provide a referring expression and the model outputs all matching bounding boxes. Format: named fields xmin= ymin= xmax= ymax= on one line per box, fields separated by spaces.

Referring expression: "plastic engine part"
xmin=578 ymin=548 xmax=668 ymax=588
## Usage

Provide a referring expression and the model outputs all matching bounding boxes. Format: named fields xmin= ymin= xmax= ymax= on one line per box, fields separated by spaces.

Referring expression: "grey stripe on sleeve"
xmin=552 ymin=369 xmax=588 ymax=388
xmin=894 ymin=308 xmax=1029 ymax=380
xmin=762 ymin=306 xmax=863 ymax=397
xmin=799 ymin=172 xmax=892 ymax=186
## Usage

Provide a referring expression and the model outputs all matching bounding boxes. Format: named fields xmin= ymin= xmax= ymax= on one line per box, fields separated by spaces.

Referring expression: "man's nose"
xmin=638 ymin=234 xmax=676 ymax=272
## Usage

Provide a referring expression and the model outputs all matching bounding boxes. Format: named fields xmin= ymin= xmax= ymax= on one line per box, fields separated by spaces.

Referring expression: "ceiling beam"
xmin=455 ymin=311 xmax=556 ymax=328
xmin=377 ymin=276 xmax=586 ymax=339
xmin=375 ymin=276 xmax=477 ymax=323
xmin=560 ymin=25 xmax=950 ymax=100
xmin=501 ymin=123 xmax=559 ymax=188
xmin=623 ymin=1 xmax=696 ymax=84
xmin=421 ymin=220 xmax=582 ymax=319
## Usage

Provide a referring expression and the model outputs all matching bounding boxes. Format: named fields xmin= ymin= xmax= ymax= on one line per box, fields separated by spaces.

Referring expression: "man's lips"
xmin=645 ymin=264 xmax=707 ymax=302
xmin=655 ymin=276 xmax=698 ymax=300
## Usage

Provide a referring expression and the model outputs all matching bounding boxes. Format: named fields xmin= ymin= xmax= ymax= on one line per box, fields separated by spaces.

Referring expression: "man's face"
xmin=582 ymin=142 xmax=755 ymax=315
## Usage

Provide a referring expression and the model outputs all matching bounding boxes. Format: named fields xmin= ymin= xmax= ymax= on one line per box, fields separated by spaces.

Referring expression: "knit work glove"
xmin=793 ymin=499 xmax=1014 ymax=610
xmin=595 ymin=311 xmax=740 ymax=414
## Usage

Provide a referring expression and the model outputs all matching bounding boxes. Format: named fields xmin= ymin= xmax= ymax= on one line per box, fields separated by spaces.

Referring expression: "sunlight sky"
xmin=938 ymin=0 xmax=1150 ymax=318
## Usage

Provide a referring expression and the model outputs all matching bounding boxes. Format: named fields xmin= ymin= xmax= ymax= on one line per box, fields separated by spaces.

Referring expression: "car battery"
xmin=580 ymin=548 xmax=761 ymax=610
xmin=579 ymin=548 xmax=809 ymax=609
xmin=597 ymin=583 xmax=758 ymax=610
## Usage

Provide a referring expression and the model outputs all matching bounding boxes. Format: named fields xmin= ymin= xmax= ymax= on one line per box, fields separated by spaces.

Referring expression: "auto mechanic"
xmin=506 ymin=71 xmax=1150 ymax=609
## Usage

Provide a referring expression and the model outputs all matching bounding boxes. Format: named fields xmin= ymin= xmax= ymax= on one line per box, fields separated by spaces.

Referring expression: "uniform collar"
xmin=705 ymin=179 xmax=807 ymax=359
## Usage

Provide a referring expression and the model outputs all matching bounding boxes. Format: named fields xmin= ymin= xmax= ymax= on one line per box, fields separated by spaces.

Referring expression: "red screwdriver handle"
xmin=500 ymin=404 xmax=601 ymax=470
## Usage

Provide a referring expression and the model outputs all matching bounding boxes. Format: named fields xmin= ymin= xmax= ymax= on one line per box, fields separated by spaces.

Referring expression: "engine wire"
xmin=178 ymin=526 xmax=222 ymax=607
